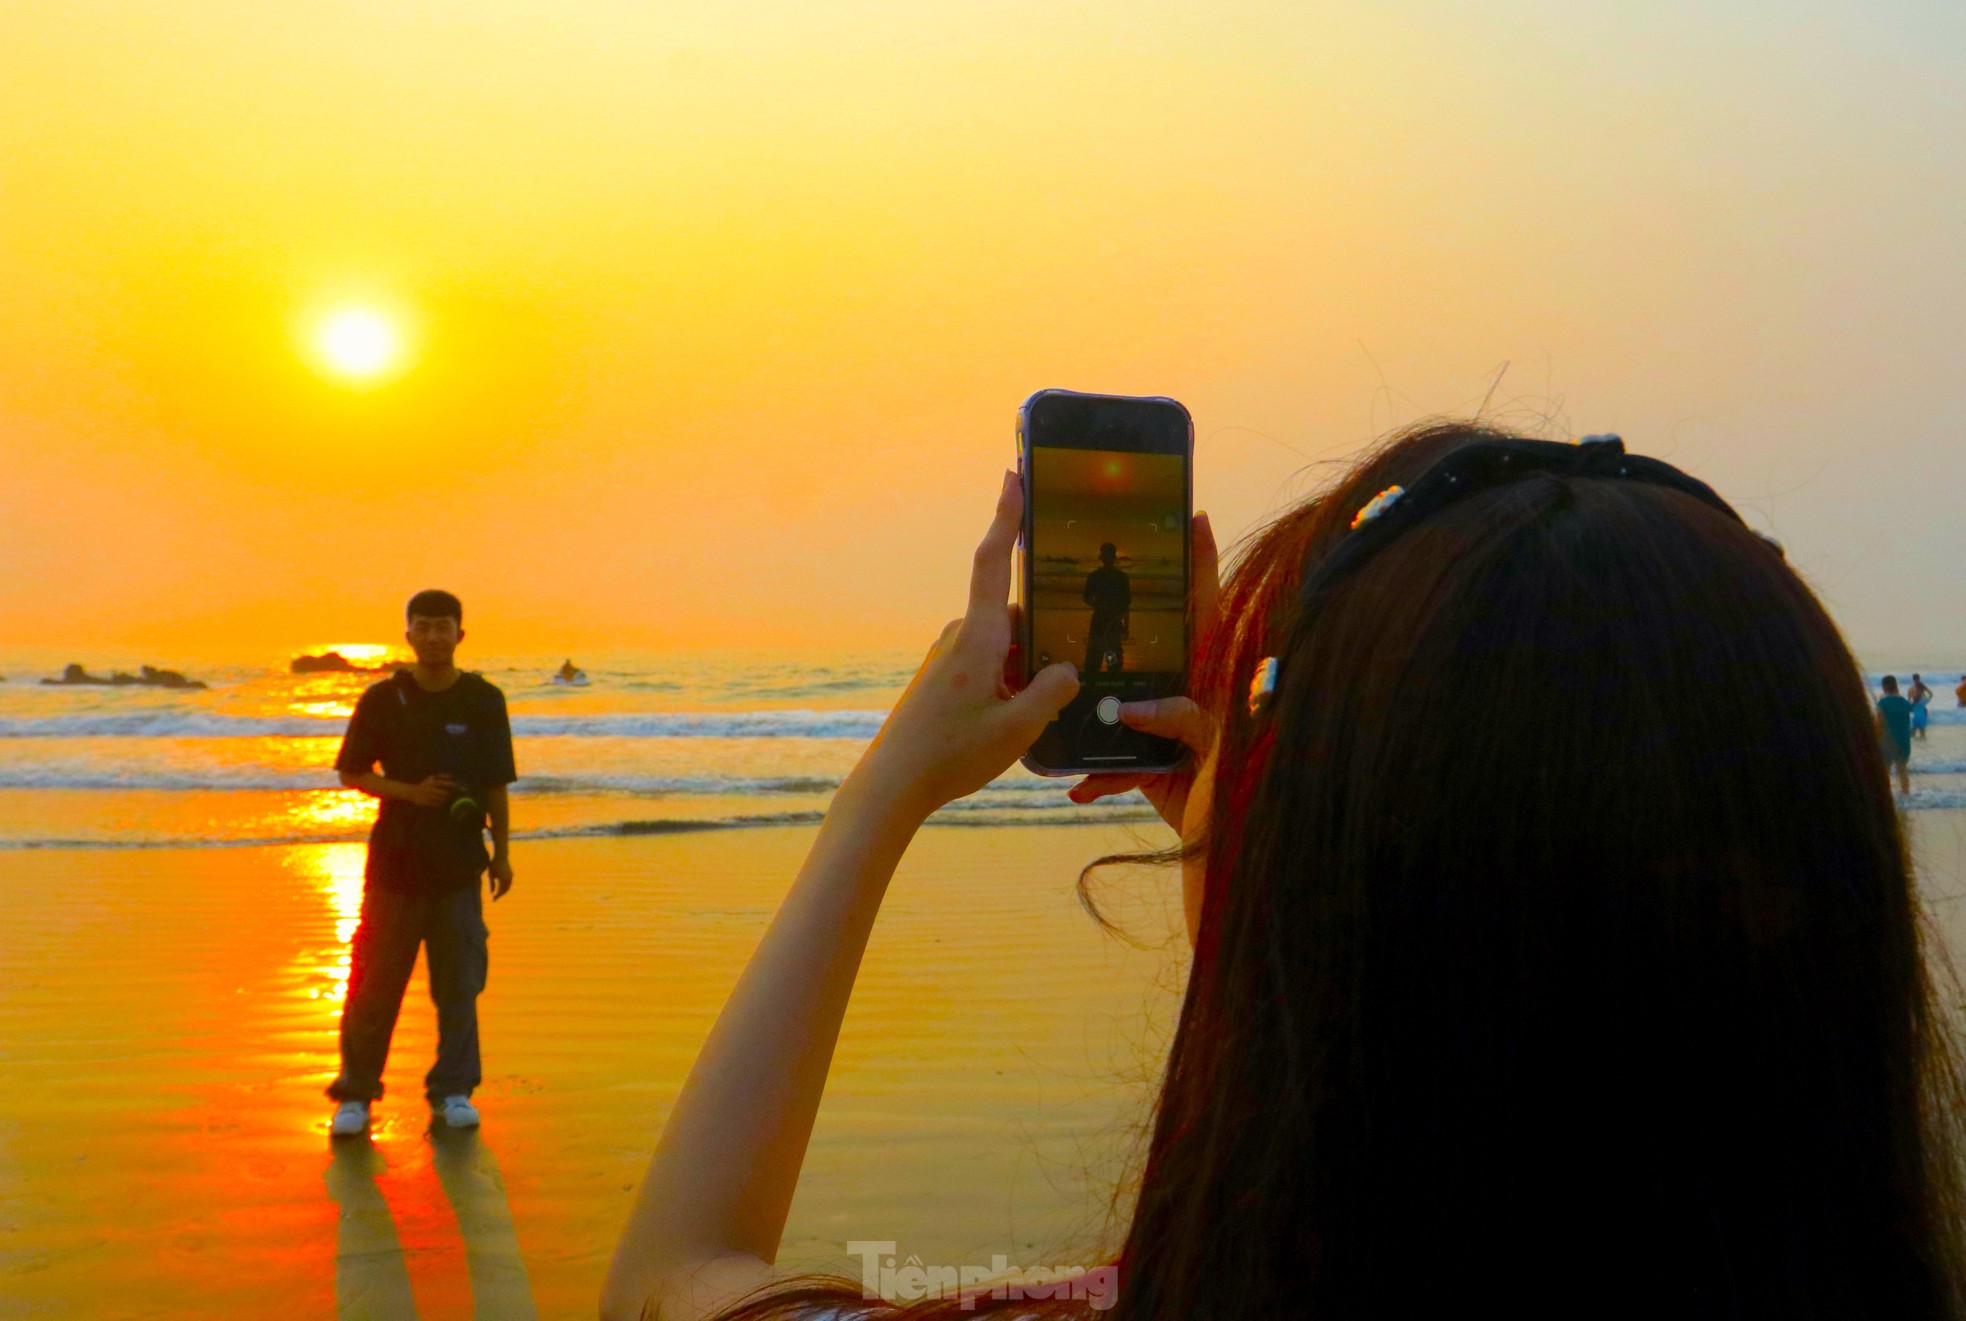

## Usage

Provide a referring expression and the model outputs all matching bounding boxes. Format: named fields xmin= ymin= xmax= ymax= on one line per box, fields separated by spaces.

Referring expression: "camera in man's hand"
xmin=432 ymin=734 xmax=483 ymax=827
xmin=447 ymin=784 xmax=481 ymax=825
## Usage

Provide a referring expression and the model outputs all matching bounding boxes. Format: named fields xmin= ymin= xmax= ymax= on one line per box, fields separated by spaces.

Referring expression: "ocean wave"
xmin=0 ymin=768 xmax=844 ymax=794
xmin=0 ymin=767 xmax=1098 ymax=797
xmin=0 ymin=749 xmax=1945 ymax=796
xmin=7 ymin=706 xmax=1957 ymax=742
xmin=0 ymin=767 xmax=335 ymax=791
xmin=0 ymin=800 xmax=1154 ymax=850
xmin=1903 ymin=788 xmax=1966 ymax=812
xmin=0 ymin=709 xmax=891 ymax=740
xmin=11 ymin=786 xmax=1966 ymax=851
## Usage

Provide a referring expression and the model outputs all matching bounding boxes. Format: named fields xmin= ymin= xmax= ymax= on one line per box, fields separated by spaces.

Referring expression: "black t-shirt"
xmin=1083 ymin=565 xmax=1131 ymax=627
xmin=335 ymin=670 xmax=518 ymax=891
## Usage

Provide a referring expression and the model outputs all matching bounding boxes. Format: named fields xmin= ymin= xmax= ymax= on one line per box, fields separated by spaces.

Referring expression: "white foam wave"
xmin=0 ymin=709 xmax=890 ymax=740
xmin=0 ymin=767 xmax=1095 ymax=797
xmin=0 ymin=798 xmax=1153 ymax=850
xmin=0 ymin=767 xmax=334 ymax=791
xmin=1903 ymin=788 xmax=1966 ymax=812
xmin=12 ymin=784 xmax=1966 ymax=851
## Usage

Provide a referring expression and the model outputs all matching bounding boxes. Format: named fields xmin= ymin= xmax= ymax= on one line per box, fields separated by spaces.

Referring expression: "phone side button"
xmin=1095 ymin=696 xmax=1121 ymax=725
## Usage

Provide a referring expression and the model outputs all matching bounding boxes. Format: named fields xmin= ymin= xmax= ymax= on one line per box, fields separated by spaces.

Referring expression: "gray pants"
xmin=327 ymin=881 xmax=488 ymax=1105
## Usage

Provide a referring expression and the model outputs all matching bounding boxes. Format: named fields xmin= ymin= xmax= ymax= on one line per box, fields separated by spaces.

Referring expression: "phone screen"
xmin=1020 ymin=391 xmax=1191 ymax=774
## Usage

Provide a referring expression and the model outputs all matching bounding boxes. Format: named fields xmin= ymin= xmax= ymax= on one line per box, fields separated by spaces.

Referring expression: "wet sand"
xmin=0 ymin=822 xmax=1186 ymax=1318
xmin=6 ymin=770 xmax=1966 ymax=1318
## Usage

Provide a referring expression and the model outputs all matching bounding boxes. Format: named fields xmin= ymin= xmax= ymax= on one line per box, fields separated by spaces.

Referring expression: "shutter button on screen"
xmin=1095 ymin=696 xmax=1122 ymax=725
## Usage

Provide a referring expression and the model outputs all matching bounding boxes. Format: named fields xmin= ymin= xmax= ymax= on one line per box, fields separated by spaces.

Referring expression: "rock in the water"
xmin=291 ymin=651 xmax=391 ymax=675
xmin=43 ymin=661 xmax=206 ymax=689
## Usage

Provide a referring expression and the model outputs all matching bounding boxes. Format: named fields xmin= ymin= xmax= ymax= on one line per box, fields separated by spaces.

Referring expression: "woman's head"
xmin=1117 ymin=419 xmax=1966 ymax=1317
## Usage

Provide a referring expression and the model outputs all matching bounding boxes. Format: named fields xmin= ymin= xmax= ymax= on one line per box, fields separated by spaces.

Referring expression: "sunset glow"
xmin=0 ymin=2 xmax=1959 ymax=661
xmin=315 ymin=644 xmax=391 ymax=664
xmin=313 ymin=308 xmax=404 ymax=383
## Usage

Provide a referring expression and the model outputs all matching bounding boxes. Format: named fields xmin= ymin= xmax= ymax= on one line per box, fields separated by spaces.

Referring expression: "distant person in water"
xmin=1908 ymin=673 xmax=1933 ymax=741
xmin=1957 ymin=674 xmax=1966 ymax=708
xmin=1081 ymin=542 xmax=1131 ymax=675
xmin=326 ymin=589 xmax=517 ymax=1138
xmin=1877 ymin=675 xmax=1913 ymax=796
xmin=558 ymin=658 xmax=583 ymax=682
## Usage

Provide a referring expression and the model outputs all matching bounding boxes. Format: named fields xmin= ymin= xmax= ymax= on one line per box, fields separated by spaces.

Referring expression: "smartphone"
xmin=1017 ymin=388 xmax=1194 ymax=776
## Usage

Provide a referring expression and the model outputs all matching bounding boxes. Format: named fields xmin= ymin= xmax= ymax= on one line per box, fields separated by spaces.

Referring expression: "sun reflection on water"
xmin=287 ymin=700 xmax=358 ymax=720
xmin=280 ymin=843 xmax=366 ymax=1008
xmin=287 ymin=789 xmax=375 ymax=835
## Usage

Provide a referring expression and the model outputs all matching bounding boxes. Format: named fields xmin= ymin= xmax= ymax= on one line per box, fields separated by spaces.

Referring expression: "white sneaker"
xmin=434 ymin=1094 xmax=480 ymax=1129
xmin=329 ymin=1100 xmax=370 ymax=1137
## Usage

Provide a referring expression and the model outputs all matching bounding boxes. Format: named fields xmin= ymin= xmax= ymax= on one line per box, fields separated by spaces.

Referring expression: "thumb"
xmin=1005 ymin=661 xmax=1080 ymax=731
xmin=1117 ymin=695 xmax=1215 ymax=757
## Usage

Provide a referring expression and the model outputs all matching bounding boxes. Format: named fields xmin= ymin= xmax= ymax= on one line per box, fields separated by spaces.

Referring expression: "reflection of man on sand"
xmin=1082 ymin=542 xmax=1131 ymax=675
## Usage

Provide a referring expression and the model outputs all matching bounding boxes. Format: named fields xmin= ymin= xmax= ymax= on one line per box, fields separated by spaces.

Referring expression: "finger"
xmin=1067 ymin=773 xmax=1155 ymax=805
xmin=869 ymin=618 xmax=964 ymax=753
xmin=932 ymin=616 xmax=963 ymax=655
xmin=964 ymin=470 xmax=1022 ymax=627
xmin=1118 ymin=695 xmax=1216 ymax=756
xmin=902 ymin=619 xmax=961 ymax=695
xmin=1002 ymin=660 xmax=1079 ymax=734
xmin=1192 ymin=511 xmax=1222 ymax=625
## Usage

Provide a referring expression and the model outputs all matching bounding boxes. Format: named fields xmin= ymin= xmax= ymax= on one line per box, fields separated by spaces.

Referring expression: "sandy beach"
xmin=4 ymin=728 xmax=1963 ymax=1319
xmin=0 ymin=820 xmax=1186 ymax=1318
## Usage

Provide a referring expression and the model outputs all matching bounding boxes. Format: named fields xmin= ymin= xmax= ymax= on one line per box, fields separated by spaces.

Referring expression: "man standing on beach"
xmin=1081 ymin=542 xmax=1131 ymax=675
xmin=327 ymin=589 xmax=517 ymax=1137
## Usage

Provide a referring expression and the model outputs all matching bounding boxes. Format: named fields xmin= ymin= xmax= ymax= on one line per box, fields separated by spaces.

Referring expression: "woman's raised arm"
xmin=602 ymin=471 xmax=1080 ymax=1321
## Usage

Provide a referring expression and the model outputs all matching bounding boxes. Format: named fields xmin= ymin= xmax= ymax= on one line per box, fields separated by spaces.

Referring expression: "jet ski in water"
xmin=552 ymin=659 xmax=589 ymax=686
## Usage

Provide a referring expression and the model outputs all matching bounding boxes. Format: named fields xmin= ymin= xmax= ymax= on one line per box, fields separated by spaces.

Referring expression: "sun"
xmin=313 ymin=307 xmax=405 ymax=383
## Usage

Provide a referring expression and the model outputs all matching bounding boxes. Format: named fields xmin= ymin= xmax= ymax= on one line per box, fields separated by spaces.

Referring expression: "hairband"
xmin=1246 ymin=434 xmax=1781 ymax=716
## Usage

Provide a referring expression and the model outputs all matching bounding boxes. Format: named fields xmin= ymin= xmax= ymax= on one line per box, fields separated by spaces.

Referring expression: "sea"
xmin=0 ymin=649 xmax=1959 ymax=851
xmin=0 ymin=649 xmax=1162 ymax=852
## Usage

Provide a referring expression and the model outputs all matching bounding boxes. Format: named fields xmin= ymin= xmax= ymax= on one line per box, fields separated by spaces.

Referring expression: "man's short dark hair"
xmin=1883 ymin=675 xmax=1900 ymax=694
xmin=407 ymin=589 xmax=463 ymax=625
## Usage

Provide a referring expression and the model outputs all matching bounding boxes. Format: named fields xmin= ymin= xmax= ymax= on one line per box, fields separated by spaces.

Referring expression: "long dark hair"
xmin=708 ymin=421 xmax=1966 ymax=1320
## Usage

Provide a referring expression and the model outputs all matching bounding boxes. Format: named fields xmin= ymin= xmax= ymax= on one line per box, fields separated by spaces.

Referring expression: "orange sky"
xmin=2 ymin=1 xmax=1962 ymax=662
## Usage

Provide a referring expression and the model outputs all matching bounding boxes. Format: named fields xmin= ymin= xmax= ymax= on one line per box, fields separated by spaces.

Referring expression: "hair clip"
xmin=1577 ymin=433 xmax=1624 ymax=448
xmin=1248 ymin=656 xmax=1279 ymax=716
xmin=1754 ymin=530 xmax=1786 ymax=557
xmin=1350 ymin=485 xmax=1405 ymax=530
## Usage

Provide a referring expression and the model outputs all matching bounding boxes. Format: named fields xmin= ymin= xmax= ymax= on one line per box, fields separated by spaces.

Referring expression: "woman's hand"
xmin=1066 ymin=511 xmax=1222 ymax=832
xmin=845 ymin=471 xmax=1082 ymax=824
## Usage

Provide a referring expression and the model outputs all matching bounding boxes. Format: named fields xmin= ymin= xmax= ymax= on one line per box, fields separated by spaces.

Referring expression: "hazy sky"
xmin=2 ymin=0 xmax=1961 ymax=663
